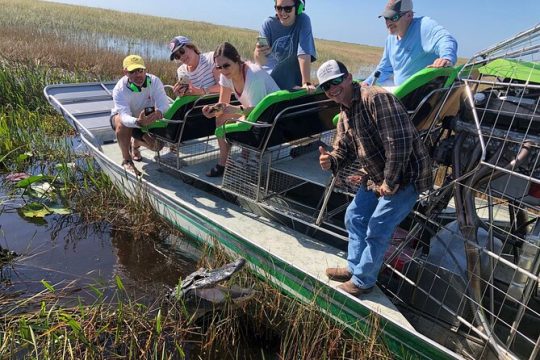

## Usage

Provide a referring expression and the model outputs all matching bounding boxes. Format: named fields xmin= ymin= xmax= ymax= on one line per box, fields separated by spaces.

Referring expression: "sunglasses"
xmin=274 ymin=5 xmax=294 ymax=13
xmin=320 ymin=75 xmax=345 ymax=92
xmin=215 ymin=63 xmax=232 ymax=70
xmin=128 ymin=68 xmax=145 ymax=75
xmin=384 ymin=12 xmax=406 ymax=22
xmin=173 ymin=47 xmax=186 ymax=60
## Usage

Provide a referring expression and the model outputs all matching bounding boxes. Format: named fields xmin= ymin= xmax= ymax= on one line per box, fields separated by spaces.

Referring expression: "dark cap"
xmin=168 ymin=36 xmax=192 ymax=60
xmin=379 ymin=0 xmax=413 ymax=18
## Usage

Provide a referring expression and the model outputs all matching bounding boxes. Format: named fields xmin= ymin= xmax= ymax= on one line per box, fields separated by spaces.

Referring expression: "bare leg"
xmin=113 ymin=115 xmax=141 ymax=175
xmin=133 ymin=133 xmax=163 ymax=152
xmin=113 ymin=115 xmax=133 ymax=161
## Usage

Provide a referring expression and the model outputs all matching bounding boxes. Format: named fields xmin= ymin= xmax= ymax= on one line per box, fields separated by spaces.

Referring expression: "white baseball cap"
xmin=317 ymin=60 xmax=348 ymax=87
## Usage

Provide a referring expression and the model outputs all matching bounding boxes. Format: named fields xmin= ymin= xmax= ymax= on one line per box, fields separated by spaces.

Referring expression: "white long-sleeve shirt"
xmin=111 ymin=73 xmax=170 ymax=128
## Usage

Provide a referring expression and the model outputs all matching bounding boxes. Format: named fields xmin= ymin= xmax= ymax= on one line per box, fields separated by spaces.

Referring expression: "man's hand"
xmin=302 ymin=82 xmax=316 ymax=94
xmin=319 ymin=146 xmax=332 ymax=170
xmin=137 ymin=109 xmax=162 ymax=126
xmin=428 ymin=58 xmax=451 ymax=68
xmin=379 ymin=180 xmax=399 ymax=196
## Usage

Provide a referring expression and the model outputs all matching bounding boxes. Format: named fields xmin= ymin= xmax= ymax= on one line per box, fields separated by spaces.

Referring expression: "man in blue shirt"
xmin=363 ymin=0 xmax=458 ymax=86
xmin=254 ymin=0 xmax=317 ymax=91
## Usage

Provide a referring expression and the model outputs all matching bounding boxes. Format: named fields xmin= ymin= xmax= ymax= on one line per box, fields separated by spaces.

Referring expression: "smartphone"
xmin=257 ymin=36 xmax=269 ymax=47
xmin=144 ymin=106 xmax=155 ymax=116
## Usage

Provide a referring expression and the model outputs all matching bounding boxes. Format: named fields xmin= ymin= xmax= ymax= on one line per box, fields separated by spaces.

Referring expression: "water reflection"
xmin=1 ymin=197 xmax=197 ymax=305
xmin=73 ymin=32 xmax=171 ymax=61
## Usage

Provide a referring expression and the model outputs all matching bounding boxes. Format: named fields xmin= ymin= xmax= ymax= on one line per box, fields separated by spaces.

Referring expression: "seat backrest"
xmin=149 ymin=94 xmax=220 ymax=144
xmin=217 ymin=89 xmax=340 ymax=150
xmin=394 ymin=66 xmax=460 ymax=112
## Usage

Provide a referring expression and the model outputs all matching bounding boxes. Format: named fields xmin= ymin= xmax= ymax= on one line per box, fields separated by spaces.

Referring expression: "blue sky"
xmin=46 ymin=0 xmax=539 ymax=57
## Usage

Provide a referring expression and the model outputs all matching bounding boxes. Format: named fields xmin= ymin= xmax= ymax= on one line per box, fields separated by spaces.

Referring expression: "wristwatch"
xmin=303 ymin=82 xmax=312 ymax=86
xmin=135 ymin=119 xmax=142 ymax=127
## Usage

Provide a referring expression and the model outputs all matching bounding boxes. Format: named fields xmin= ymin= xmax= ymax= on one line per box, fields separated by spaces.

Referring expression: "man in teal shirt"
xmin=364 ymin=0 xmax=457 ymax=86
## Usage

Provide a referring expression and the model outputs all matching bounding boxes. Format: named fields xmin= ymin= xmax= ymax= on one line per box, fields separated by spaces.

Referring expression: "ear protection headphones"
xmin=127 ymin=75 xmax=151 ymax=93
xmin=295 ymin=0 xmax=305 ymax=15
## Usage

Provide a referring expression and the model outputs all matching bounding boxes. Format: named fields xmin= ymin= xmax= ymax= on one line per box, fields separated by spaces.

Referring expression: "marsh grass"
xmin=0 ymin=0 xmax=382 ymax=83
xmin=0 ymin=278 xmax=198 ymax=359
xmin=195 ymin=244 xmax=393 ymax=359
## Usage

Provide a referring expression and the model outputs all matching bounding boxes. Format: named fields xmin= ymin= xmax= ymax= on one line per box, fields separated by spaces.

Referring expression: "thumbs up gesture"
xmin=319 ymin=146 xmax=332 ymax=170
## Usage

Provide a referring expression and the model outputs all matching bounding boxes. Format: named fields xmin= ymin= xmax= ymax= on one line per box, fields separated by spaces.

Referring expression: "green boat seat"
xmin=394 ymin=66 xmax=459 ymax=108
xmin=147 ymin=95 xmax=219 ymax=145
xmin=331 ymin=67 xmax=460 ymax=128
xmin=216 ymin=89 xmax=340 ymax=150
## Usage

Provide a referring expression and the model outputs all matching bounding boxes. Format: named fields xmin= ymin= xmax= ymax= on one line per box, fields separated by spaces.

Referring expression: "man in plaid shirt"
xmin=317 ymin=59 xmax=432 ymax=296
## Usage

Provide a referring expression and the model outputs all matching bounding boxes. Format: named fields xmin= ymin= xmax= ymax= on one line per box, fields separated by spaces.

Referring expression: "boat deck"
xmin=102 ymin=143 xmax=415 ymax=331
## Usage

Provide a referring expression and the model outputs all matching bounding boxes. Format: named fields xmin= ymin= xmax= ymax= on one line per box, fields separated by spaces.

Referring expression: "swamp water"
xmin=0 ymin=183 xmax=276 ymax=359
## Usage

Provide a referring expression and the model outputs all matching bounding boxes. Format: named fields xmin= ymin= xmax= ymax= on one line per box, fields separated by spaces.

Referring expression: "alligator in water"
xmin=169 ymin=258 xmax=255 ymax=315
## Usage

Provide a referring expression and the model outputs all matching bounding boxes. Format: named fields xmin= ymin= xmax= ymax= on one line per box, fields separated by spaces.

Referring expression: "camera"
xmin=144 ymin=106 xmax=155 ymax=116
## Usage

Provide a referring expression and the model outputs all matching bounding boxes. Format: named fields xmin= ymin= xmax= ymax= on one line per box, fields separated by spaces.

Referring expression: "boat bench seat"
xmin=216 ymin=89 xmax=340 ymax=151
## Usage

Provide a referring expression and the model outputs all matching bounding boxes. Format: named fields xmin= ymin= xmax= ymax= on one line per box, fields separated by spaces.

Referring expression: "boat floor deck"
xmin=102 ymin=143 xmax=415 ymax=331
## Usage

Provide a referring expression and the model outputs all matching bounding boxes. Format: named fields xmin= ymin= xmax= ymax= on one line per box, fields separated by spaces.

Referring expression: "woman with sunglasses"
xmin=363 ymin=0 xmax=457 ymax=87
xmin=168 ymin=36 xmax=220 ymax=97
xmin=253 ymin=0 xmax=316 ymax=92
xmin=202 ymin=42 xmax=279 ymax=177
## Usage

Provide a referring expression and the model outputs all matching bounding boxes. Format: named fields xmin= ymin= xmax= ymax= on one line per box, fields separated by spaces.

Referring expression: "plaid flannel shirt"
xmin=330 ymin=83 xmax=432 ymax=193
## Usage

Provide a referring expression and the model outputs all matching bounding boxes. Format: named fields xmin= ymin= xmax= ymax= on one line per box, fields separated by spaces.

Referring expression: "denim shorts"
xmin=110 ymin=113 xmax=144 ymax=141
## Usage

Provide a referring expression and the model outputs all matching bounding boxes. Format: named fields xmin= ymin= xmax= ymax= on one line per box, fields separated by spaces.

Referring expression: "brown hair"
xmin=213 ymin=42 xmax=243 ymax=64
xmin=185 ymin=43 xmax=200 ymax=55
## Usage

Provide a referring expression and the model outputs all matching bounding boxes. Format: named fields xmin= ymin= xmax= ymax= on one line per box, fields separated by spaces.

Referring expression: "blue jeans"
xmin=345 ymin=184 xmax=418 ymax=289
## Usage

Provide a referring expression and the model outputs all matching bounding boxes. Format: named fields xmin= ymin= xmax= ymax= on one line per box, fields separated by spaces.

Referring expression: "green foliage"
xmin=41 ymin=279 xmax=56 ymax=293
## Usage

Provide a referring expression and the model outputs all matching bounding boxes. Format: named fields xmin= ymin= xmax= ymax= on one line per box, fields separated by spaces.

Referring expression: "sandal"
xmin=206 ymin=164 xmax=225 ymax=177
xmin=122 ymin=159 xmax=141 ymax=176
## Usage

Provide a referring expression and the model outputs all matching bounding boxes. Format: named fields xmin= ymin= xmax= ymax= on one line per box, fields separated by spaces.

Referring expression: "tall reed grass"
xmin=0 ymin=0 xmax=382 ymax=82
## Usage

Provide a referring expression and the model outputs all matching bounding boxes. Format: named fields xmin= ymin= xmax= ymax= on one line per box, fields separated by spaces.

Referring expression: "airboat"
xmin=44 ymin=24 xmax=540 ymax=359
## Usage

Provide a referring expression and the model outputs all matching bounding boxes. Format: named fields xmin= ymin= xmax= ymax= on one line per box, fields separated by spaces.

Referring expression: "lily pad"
xmin=16 ymin=152 xmax=33 ymax=163
xmin=21 ymin=202 xmax=52 ymax=218
xmin=48 ymin=204 xmax=72 ymax=215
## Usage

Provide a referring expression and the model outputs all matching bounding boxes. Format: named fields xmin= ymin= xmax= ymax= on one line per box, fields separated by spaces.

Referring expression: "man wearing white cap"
xmin=363 ymin=0 xmax=457 ymax=86
xmin=317 ymin=59 xmax=432 ymax=296
xmin=110 ymin=55 xmax=168 ymax=175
